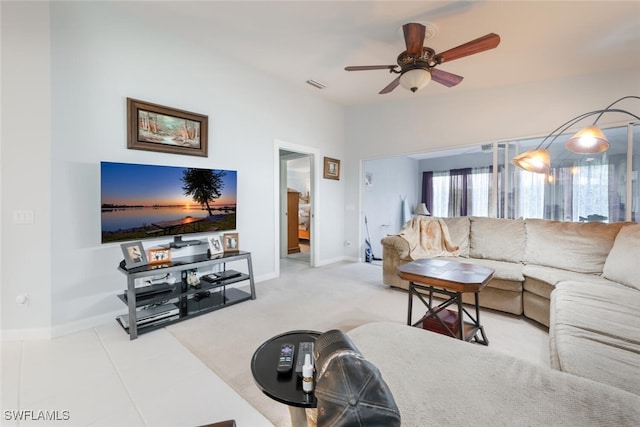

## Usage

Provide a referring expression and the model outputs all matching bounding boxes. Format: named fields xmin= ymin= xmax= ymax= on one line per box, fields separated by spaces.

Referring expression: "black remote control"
xmin=295 ymin=341 xmax=314 ymax=375
xmin=276 ymin=343 xmax=295 ymax=373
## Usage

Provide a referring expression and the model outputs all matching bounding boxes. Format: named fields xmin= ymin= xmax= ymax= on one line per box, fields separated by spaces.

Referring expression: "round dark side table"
xmin=251 ymin=330 xmax=321 ymax=427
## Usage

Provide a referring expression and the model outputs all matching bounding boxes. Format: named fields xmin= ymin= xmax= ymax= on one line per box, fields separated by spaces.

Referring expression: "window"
xmin=421 ymin=125 xmax=638 ymax=223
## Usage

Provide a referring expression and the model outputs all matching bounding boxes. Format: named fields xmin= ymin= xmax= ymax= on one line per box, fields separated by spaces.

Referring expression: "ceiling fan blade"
xmin=431 ymin=68 xmax=464 ymax=87
xmin=379 ymin=76 xmax=401 ymax=94
xmin=345 ymin=65 xmax=397 ymax=71
xmin=436 ymin=33 xmax=500 ymax=63
xmin=403 ymin=23 xmax=426 ymax=56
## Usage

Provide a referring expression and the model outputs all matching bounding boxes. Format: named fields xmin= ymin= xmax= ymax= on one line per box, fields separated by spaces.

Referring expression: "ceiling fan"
xmin=345 ymin=23 xmax=500 ymax=94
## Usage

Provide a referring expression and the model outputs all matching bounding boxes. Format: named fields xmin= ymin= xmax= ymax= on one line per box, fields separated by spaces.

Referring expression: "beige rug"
xmin=168 ymin=261 xmax=549 ymax=426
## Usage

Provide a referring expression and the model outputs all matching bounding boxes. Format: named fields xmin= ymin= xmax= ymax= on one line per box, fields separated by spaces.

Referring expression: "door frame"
xmin=274 ymin=139 xmax=320 ymax=276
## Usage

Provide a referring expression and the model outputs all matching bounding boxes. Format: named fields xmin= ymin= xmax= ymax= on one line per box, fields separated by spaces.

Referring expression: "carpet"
xmin=167 ymin=261 xmax=549 ymax=426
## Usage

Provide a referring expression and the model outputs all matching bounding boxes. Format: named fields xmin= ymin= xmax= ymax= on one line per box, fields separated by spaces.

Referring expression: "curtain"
xmin=448 ymin=168 xmax=471 ymax=216
xmin=469 ymin=167 xmax=491 ymax=216
xmin=516 ymin=170 xmax=545 ymax=219
xmin=421 ymin=172 xmax=433 ymax=215
xmin=572 ymin=162 xmax=609 ymax=221
xmin=431 ymin=171 xmax=450 ymax=217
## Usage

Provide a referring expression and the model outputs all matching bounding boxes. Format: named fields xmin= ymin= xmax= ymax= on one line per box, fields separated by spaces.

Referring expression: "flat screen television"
xmin=101 ymin=161 xmax=237 ymax=244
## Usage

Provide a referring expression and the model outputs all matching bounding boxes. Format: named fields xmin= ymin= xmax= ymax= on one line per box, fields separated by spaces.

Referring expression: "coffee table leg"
xmin=407 ymin=282 xmax=414 ymax=326
xmin=475 ymin=292 xmax=489 ymax=345
xmin=457 ymin=292 xmax=465 ymax=340
xmin=289 ymin=406 xmax=308 ymax=427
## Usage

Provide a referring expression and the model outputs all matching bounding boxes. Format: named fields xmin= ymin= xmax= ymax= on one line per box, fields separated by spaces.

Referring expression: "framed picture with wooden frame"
xmin=127 ymin=97 xmax=208 ymax=157
xmin=148 ymin=247 xmax=172 ymax=265
xmin=323 ymin=157 xmax=340 ymax=180
xmin=223 ymin=232 xmax=239 ymax=252
xmin=120 ymin=241 xmax=148 ymax=269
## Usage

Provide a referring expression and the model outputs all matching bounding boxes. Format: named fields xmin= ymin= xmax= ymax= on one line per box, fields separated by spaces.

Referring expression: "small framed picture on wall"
xmin=323 ymin=157 xmax=340 ymax=180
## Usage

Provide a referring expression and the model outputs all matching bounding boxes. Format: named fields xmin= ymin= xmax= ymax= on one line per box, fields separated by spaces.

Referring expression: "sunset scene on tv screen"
xmin=101 ymin=162 xmax=237 ymax=243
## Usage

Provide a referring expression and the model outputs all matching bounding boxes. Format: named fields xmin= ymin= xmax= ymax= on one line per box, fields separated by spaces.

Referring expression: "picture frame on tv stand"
xmin=207 ymin=235 xmax=224 ymax=257
xmin=148 ymin=247 xmax=171 ymax=265
xmin=121 ymin=241 xmax=148 ymax=269
xmin=223 ymin=233 xmax=239 ymax=253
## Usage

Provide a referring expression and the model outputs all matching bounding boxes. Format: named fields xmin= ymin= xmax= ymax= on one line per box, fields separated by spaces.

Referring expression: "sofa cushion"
xmin=441 ymin=216 xmax=470 ymax=258
xmin=524 ymin=219 xmax=625 ymax=274
xmin=469 ymin=217 xmax=525 ymax=263
xmin=603 ymin=223 xmax=640 ymax=291
xmin=523 ymin=264 xmax=620 ymax=299
xmin=451 ymin=257 xmax=524 ymax=283
xmin=549 ymin=281 xmax=640 ymax=396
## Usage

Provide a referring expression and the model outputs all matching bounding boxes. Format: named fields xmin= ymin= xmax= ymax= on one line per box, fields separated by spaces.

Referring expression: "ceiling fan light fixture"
xmin=564 ymin=125 xmax=609 ymax=154
xmin=399 ymin=68 xmax=431 ymax=93
xmin=511 ymin=149 xmax=550 ymax=174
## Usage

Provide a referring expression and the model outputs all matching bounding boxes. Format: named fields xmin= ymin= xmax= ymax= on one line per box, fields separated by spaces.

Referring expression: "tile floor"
xmin=1 ymin=323 xmax=271 ymax=427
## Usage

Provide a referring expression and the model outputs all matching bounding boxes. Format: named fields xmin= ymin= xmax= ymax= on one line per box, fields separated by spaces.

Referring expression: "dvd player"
xmin=118 ymin=304 xmax=179 ymax=329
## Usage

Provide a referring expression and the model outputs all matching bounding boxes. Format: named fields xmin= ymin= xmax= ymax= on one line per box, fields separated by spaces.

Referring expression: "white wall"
xmin=362 ymin=157 xmax=419 ymax=258
xmin=1 ymin=1 xmax=53 ymax=338
xmin=1 ymin=1 xmax=345 ymax=337
xmin=344 ymin=69 xmax=640 ymax=260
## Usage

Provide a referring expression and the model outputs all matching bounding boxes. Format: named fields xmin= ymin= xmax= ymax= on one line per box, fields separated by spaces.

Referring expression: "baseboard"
xmin=316 ymin=256 xmax=358 ymax=266
xmin=51 ymin=310 xmax=123 ymax=338
xmin=1 ymin=327 xmax=52 ymax=341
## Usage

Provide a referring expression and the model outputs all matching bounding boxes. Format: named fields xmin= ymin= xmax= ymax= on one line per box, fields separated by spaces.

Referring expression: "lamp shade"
xmin=511 ymin=148 xmax=550 ymax=174
xmin=414 ymin=203 xmax=430 ymax=216
xmin=564 ymin=125 xmax=609 ymax=154
xmin=399 ymin=68 xmax=431 ymax=93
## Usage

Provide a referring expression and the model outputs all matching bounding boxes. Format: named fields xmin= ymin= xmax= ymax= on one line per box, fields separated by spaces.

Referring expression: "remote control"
xmin=276 ymin=343 xmax=295 ymax=373
xmin=295 ymin=341 xmax=314 ymax=375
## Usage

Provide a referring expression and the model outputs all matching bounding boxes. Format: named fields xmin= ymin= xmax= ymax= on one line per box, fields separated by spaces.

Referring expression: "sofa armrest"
xmin=381 ymin=235 xmax=410 ymax=260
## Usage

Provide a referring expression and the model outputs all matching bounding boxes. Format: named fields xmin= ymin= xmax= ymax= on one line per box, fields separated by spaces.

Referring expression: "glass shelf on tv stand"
xmin=117 ymin=250 xmax=256 ymax=340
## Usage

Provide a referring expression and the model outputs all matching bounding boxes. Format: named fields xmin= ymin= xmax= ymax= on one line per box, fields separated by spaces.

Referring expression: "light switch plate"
xmin=13 ymin=210 xmax=34 ymax=224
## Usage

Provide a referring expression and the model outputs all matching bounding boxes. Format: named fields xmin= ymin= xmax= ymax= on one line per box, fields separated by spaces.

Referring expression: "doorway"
xmin=275 ymin=140 xmax=319 ymax=274
xmin=280 ymin=151 xmax=311 ymax=263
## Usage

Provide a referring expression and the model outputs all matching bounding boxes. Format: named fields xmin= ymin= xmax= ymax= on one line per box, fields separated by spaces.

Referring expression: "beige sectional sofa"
xmin=348 ymin=322 xmax=640 ymax=426
xmin=381 ymin=216 xmax=640 ymax=397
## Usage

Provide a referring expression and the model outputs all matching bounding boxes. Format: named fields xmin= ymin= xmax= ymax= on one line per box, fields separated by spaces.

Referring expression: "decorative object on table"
xmin=511 ymin=96 xmax=640 ymax=174
xmin=207 ymin=235 xmax=224 ymax=257
xmin=223 ymin=232 xmax=239 ymax=252
xmin=185 ymin=268 xmax=200 ymax=288
xmin=148 ymin=247 xmax=171 ymax=265
xmin=120 ymin=241 xmax=148 ymax=268
xmin=323 ymin=157 xmax=340 ymax=180
xmin=414 ymin=203 xmax=430 ymax=216
xmin=127 ymin=97 xmax=208 ymax=157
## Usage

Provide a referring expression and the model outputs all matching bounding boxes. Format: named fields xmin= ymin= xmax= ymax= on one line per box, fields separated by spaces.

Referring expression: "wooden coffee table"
xmin=397 ymin=258 xmax=494 ymax=345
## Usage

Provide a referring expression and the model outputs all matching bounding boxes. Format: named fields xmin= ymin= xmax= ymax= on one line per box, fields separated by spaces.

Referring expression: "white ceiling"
xmin=111 ymin=1 xmax=640 ymax=106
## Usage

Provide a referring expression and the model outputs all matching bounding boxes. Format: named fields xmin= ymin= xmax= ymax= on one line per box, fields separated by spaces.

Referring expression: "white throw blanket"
xmin=398 ymin=216 xmax=460 ymax=260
